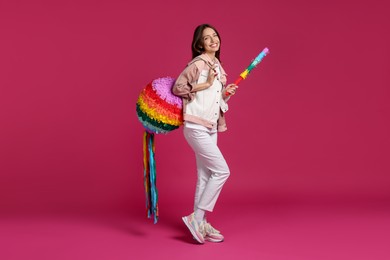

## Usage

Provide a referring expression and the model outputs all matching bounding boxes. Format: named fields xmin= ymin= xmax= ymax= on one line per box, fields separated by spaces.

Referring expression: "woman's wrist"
xmin=192 ymin=82 xmax=211 ymax=92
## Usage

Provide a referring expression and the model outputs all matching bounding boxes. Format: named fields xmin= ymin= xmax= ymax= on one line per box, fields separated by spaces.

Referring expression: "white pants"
xmin=183 ymin=124 xmax=230 ymax=212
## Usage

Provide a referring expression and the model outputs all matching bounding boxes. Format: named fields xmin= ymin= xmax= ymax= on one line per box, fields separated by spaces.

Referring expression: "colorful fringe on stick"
xmin=234 ymin=47 xmax=269 ymax=85
xmin=143 ymin=131 xmax=158 ymax=223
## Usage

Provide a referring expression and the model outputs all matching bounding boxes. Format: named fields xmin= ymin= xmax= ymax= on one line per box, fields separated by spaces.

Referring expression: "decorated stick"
xmin=233 ymin=47 xmax=270 ymax=86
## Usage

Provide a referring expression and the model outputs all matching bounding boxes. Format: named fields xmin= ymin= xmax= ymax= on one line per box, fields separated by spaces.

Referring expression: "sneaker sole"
xmin=205 ymin=236 xmax=224 ymax=243
xmin=182 ymin=217 xmax=204 ymax=244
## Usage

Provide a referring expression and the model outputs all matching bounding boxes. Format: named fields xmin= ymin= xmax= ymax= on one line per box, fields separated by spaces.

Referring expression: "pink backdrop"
xmin=1 ymin=0 xmax=389 ymax=216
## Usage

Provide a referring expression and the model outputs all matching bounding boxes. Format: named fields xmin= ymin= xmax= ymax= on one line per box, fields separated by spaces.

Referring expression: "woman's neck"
xmin=204 ymin=52 xmax=216 ymax=63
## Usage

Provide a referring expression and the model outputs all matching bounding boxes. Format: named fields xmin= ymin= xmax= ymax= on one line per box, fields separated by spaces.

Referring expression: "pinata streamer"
xmin=136 ymin=77 xmax=183 ymax=223
xmin=143 ymin=132 xmax=158 ymax=223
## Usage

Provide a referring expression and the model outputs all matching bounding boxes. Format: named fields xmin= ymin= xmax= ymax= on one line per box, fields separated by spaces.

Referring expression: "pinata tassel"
xmin=143 ymin=131 xmax=159 ymax=223
xmin=143 ymin=132 xmax=151 ymax=218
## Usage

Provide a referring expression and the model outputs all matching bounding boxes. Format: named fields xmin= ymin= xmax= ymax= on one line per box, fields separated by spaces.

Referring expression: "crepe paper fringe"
xmin=151 ymin=77 xmax=182 ymax=107
xmin=136 ymin=77 xmax=183 ymax=134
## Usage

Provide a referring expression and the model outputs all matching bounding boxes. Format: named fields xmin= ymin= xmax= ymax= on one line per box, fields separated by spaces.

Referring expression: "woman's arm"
xmin=172 ymin=62 xmax=217 ymax=99
xmin=172 ymin=63 xmax=199 ymax=100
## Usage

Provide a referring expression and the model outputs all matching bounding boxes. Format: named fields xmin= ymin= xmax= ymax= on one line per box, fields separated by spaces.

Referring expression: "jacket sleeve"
xmin=172 ymin=62 xmax=200 ymax=101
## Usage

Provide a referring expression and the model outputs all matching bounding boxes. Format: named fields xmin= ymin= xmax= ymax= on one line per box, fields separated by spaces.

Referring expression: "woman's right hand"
xmin=206 ymin=64 xmax=218 ymax=87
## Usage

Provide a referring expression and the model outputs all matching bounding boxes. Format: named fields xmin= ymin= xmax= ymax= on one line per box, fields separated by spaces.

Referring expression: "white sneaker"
xmin=203 ymin=221 xmax=224 ymax=242
xmin=182 ymin=213 xmax=205 ymax=244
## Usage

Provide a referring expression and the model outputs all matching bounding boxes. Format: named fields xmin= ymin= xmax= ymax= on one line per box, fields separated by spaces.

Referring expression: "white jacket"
xmin=172 ymin=54 xmax=230 ymax=131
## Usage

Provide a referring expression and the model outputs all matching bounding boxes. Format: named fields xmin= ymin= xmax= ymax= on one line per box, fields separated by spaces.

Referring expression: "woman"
xmin=172 ymin=24 xmax=238 ymax=244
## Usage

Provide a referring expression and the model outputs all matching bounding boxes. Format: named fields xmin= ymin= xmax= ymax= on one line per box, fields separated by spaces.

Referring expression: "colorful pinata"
xmin=136 ymin=77 xmax=183 ymax=223
xmin=136 ymin=77 xmax=183 ymax=134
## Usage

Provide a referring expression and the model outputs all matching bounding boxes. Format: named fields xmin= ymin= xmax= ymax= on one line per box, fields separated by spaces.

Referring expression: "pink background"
xmin=1 ymin=0 xmax=389 ymax=215
xmin=1 ymin=0 xmax=390 ymax=259
xmin=1 ymin=2 xmax=390 ymax=258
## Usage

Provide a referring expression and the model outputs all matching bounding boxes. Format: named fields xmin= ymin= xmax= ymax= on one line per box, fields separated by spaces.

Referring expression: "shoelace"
xmin=204 ymin=222 xmax=220 ymax=235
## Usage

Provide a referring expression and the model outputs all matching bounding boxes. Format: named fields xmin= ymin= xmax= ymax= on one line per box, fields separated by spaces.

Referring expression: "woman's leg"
xmin=194 ymin=154 xmax=211 ymax=211
xmin=184 ymin=127 xmax=230 ymax=213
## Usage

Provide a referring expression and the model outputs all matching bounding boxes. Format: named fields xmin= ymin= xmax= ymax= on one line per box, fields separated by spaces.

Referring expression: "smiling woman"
xmin=172 ymin=24 xmax=239 ymax=244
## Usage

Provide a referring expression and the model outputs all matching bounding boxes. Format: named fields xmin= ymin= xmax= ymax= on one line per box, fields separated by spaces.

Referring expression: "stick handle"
xmin=234 ymin=77 xmax=243 ymax=85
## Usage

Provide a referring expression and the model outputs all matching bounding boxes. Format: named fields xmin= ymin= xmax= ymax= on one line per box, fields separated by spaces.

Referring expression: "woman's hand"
xmin=206 ymin=64 xmax=218 ymax=87
xmin=224 ymin=84 xmax=238 ymax=96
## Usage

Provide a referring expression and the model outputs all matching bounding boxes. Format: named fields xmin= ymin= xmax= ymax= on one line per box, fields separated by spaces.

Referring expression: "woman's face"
xmin=201 ymin=27 xmax=220 ymax=55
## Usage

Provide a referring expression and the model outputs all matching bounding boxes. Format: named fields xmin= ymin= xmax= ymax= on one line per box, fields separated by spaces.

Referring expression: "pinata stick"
xmin=233 ymin=47 xmax=270 ymax=86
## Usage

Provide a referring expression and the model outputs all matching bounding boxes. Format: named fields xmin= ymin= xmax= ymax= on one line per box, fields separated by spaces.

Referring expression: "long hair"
xmin=191 ymin=24 xmax=221 ymax=61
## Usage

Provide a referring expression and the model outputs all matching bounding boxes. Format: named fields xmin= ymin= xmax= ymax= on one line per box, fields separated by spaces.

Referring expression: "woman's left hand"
xmin=225 ymin=84 xmax=238 ymax=96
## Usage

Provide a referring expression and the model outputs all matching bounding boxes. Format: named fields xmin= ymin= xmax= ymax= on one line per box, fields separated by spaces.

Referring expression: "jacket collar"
xmin=188 ymin=54 xmax=227 ymax=76
xmin=189 ymin=54 xmax=216 ymax=67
